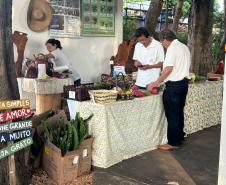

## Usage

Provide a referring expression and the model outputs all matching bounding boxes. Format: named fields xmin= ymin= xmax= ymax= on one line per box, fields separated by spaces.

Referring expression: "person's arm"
xmin=147 ymin=66 xmax=173 ymax=89
xmin=139 ymin=62 xmax=163 ymax=70
xmin=140 ymin=44 xmax=165 ymax=70
xmin=133 ymin=44 xmax=143 ymax=68
xmin=45 ymin=53 xmax=55 ymax=59
xmin=134 ymin=60 xmax=143 ymax=68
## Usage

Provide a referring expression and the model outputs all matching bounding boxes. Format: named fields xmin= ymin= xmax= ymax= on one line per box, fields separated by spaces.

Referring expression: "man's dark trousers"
xmin=163 ymin=78 xmax=188 ymax=146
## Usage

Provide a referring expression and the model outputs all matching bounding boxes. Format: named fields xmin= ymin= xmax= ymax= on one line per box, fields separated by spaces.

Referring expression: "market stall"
xmin=68 ymin=93 xmax=167 ymax=168
xmin=67 ymin=80 xmax=223 ymax=168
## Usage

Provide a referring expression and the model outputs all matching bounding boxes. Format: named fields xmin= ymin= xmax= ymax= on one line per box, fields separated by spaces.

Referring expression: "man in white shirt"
xmin=148 ymin=29 xmax=191 ymax=150
xmin=133 ymin=27 xmax=164 ymax=88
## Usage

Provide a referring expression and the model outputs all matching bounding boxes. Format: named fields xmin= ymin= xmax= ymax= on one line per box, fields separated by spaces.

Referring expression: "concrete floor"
xmin=93 ymin=125 xmax=221 ymax=185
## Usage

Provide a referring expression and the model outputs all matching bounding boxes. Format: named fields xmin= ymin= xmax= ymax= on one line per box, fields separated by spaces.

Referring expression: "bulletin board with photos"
xmin=82 ymin=0 xmax=115 ymax=36
xmin=48 ymin=0 xmax=81 ymax=38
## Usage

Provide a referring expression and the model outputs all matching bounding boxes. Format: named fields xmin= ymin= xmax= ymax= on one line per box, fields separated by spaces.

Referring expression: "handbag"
xmin=25 ymin=60 xmax=38 ymax=78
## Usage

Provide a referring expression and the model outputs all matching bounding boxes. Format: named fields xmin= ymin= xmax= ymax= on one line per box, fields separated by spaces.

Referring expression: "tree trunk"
xmin=145 ymin=0 xmax=164 ymax=36
xmin=165 ymin=0 xmax=169 ymax=29
xmin=188 ymin=0 xmax=214 ymax=75
xmin=220 ymin=0 xmax=226 ymax=60
xmin=172 ymin=0 xmax=184 ymax=32
xmin=0 ymin=1 xmax=32 ymax=185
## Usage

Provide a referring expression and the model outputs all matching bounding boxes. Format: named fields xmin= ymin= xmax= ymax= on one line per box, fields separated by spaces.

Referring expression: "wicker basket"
xmin=88 ymin=89 xmax=118 ymax=104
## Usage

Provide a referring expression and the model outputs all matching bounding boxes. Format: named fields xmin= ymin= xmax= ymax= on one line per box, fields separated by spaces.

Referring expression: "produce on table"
xmin=195 ymin=75 xmax=206 ymax=82
xmin=150 ymin=87 xmax=159 ymax=94
xmin=139 ymin=89 xmax=151 ymax=96
xmin=146 ymin=85 xmax=159 ymax=94
xmin=208 ymin=76 xmax=221 ymax=81
xmin=130 ymin=86 xmax=146 ymax=97
xmin=189 ymin=72 xmax=196 ymax=83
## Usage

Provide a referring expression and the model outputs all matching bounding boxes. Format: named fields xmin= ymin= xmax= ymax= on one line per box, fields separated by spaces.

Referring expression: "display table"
xmin=184 ymin=80 xmax=223 ymax=134
xmin=22 ymin=77 xmax=73 ymax=114
xmin=67 ymin=80 xmax=223 ymax=168
xmin=68 ymin=94 xmax=168 ymax=168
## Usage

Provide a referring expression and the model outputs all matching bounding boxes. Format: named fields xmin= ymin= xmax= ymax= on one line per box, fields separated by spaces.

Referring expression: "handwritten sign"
xmin=0 ymin=137 xmax=33 ymax=159
xmin=0 ymin=108 xmax=31 ymax=123
xmin=0 ymin=120 xmax=32 ymax=133
xmin=0 ymin=99 xmax=33 ymax=161
xmin=0 ymin=99 xmax=30 ymax=110
xmin=0 ymin=129 xmax=32 ymax=143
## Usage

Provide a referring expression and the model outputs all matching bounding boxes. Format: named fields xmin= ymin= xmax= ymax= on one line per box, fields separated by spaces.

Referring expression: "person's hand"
xmin=134 ymin=61 xmax=142 ymax=68
xmin=45 ymin=53 xmax=54 ymax=59
xmin=147 ymin=80 xmax=161 ymax=91
xmin=139 ymin=64 xmax=151 ymax=70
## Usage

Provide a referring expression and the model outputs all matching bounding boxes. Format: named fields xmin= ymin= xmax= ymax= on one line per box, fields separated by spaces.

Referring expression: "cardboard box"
xmin=78 ymin=137 xmax=94 ymax=176
xmin=42 ymin=141 xmax=80 ymax=185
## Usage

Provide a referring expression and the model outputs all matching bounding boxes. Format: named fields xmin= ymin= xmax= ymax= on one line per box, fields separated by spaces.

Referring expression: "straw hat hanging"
xmin=27 ymin=0 xmax=52 ymax=32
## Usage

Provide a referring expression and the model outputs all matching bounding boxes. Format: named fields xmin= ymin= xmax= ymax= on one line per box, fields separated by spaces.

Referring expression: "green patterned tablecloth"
xmin=67 ymin=80 xmax=223 ymax=168
xmin=184 ymin=81 xmax=223 ymax=134
xmin=74 ymin=94 xmax=168 ymax=168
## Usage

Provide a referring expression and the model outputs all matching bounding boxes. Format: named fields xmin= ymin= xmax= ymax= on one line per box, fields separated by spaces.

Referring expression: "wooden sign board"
xmin=0 ymin=108 xmax=31 ymax=123
xmin=0 ymin=99 xmax=32 ymax=185
xmin=0 ymin=120 xmax=32 ymax=133
xmin=0 ymin=137 xmax=33 ymax=159
xmin=0 ymin=99 xmax=30 ymax=110
xmin=0 ymin=129 xmax=32 ymax=143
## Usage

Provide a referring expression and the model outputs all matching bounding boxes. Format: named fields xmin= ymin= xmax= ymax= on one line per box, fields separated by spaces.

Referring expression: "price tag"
xmin=73 ymin=156 xmax=79 ymax=164
xmin=69 ymin=91 xmax=76 ymax=99
xmin=109 ymin=60 xmax=114 ymax=65
xmin=83 ymin=149 xmax=88 ymax=158
xmin=113 ymin=66 xmax=126 ymax=77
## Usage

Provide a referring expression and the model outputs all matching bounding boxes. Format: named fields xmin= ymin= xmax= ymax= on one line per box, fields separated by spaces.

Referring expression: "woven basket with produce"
xmin=88 ymin=89 xmax=118 ymax=104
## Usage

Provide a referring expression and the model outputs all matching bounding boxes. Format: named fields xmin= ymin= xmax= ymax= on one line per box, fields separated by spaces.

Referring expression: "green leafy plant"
xmin=123 ymin=16 xmax=136 ymax=41
xmin=42 ymin=113 xmax=93 ymax=156
xmin=176 ymin=31 xmax=188 ymax=45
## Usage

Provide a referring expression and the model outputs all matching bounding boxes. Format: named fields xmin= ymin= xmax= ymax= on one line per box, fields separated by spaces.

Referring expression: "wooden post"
xmin=7 ymin=142 xmax=16 ymax=185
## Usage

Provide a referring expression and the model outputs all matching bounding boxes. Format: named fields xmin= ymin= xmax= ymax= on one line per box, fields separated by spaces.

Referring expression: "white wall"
xmin=12 ymin=0 xmax=123 ymax=83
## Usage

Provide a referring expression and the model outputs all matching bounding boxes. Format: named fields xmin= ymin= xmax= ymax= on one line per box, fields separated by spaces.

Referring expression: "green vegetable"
xmin=72 ymin=123 xmax=79 ymax=150
xmin=195 ymin=75 xmax=206 ymax=82
xmin=42 ymin=113 xmax=93 ymax=156
xmin=78 ymin=117 xmax=86 ymax=143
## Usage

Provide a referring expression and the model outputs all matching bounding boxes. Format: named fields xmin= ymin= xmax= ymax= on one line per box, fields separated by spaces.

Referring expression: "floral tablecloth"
xmin=22 ymin=77 xmax=73 ymax=94
xmin=68 ymin=94 xmax=168 ymax=168
xmin=184 ymin=81 xmax=223 ymax=134
xmin=67 ymin=80 xmax=223 ymax=168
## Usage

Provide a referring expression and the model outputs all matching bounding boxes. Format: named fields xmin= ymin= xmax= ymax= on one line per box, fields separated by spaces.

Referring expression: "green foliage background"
xmin=123 ymin=0 xmax=224 ymax=62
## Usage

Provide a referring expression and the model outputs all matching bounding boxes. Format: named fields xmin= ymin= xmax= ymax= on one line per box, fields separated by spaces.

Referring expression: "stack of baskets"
xmin=88 ymin=90 xmax=118 ymax=104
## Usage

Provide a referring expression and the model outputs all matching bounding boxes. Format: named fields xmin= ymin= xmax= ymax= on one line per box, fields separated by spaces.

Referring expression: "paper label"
xmin=69 ymin=91 xmax=76 ymax=99
xmin=73 ymin=156 xmax=79 ymax=164
xmin=83 ymin=149 xmax=88 ymax=158
xmin=113 ymin=66 xmax=126 ymax=77
xmin=109 ymin=60 xmax=114 ymax=65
